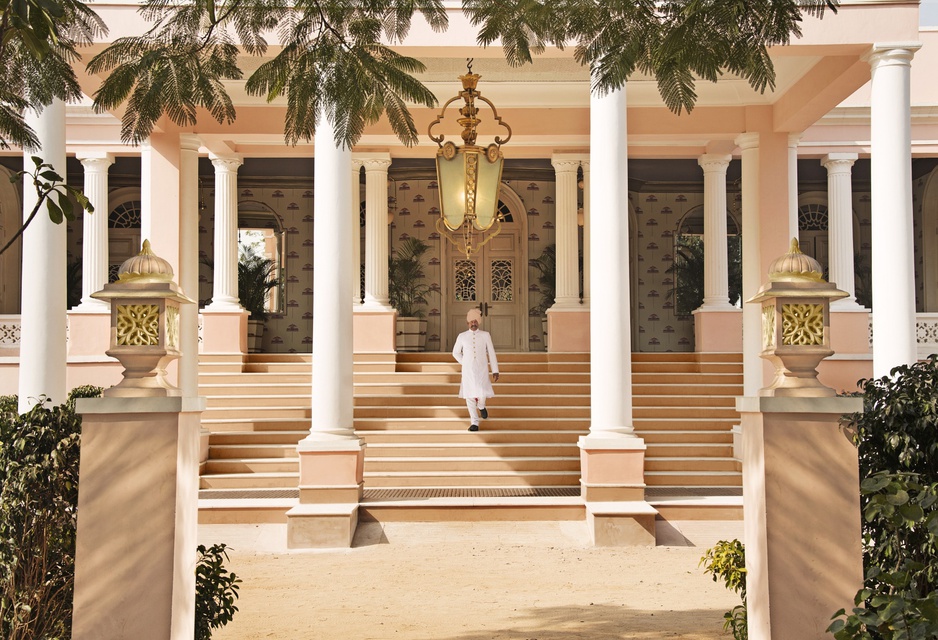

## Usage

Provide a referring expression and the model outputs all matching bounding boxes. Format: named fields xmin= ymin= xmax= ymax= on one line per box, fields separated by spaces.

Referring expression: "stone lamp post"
xmin=91 ymin=239 xmax=194 ymax=397
xmin=748 ymin=238 xmax=848 ymax=397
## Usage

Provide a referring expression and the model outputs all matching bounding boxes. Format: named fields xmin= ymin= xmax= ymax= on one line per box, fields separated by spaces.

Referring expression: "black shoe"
xmin=479 ymin=408 xmax=488 ymax=420
xmin=468 ymin=424 xmax=479 ymax=432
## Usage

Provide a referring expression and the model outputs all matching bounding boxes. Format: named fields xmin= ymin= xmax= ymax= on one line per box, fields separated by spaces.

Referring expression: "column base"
xmin=287 ymin=503 xmax=360 ymax=548
xmin=353 ymin=308 xmax=397 ymax=353
xmin=585 ymin=502 xmax=657 ymax=546
xmin=200 ymin=309 xmax=249 ymax=355
xmin=546 ymin=307 xmax=590 ymax=352
xmin=578 ymin=434 xmax=653 ymax=546
xmin=692 ymin=308 xmax=742 ymax=352
xmin=288 ymin=438 xmax=365 ymax=548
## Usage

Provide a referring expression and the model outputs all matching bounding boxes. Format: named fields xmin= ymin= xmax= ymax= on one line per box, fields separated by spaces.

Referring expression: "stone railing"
xmin=0 ymin=315 xmax=21 ymax=353
xmin=916 ymin=313 xmax=938 ymax=359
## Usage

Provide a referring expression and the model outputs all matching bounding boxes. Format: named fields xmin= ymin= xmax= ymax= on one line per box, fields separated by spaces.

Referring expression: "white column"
xmin=822 ymin=153 xmax=862 ymax=310
xmin=18 ymin=100 xmax=67 ymax=412
xmin=304 ymin=117 xmax=356 ymax=441
xmin=75 ymin=153 xmax=114 ymax=311
xmin=736 ymin=133 xmax=763 ymax=397
xmin=698 ymin=154 xmax=734 ymax=310
xmin=205 ymin=154 xmax=243 ymax=311
xmin=351 ymin=157 xmax=364 ymax=305
xmin=788 ymin=134 xmax=802 ymax=243
xmin=581 ymin=159 xmax=591 ymax=305
xmin=178 ymin=135 xmax=201 ymax=396
xmin=362 ymin=155 xmax=392 ymax=310
xmin=551 ymin=155 xmax=581 ymax=307
xmin=868 ymin=43 xmax=921 ymax=377
xmin=588 ymin=85 xmax=635 ymax=437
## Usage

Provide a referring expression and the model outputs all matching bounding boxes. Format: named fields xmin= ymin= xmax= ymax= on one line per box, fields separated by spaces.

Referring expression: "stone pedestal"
xmin=737 ymin=395 xmax=864 ymax=640
xmin=200 ymin=309 xmax=248 ymax=354
xmin=547 ymin=308 xmax=590 ymax=352
xmin=287 ymin=439 xmax=365 ymax=548
xmin=353 ymin=308 xmax=397 ymax=353
xmin=73 ymin=396 xmax=205 ymax=640
xmin=578 ymin=435 xmax=655 ymax=546
xmin=693 ymin=308 xmax=743 ymax=352
xmin=66 ymin=309 xmax=112 ymax=358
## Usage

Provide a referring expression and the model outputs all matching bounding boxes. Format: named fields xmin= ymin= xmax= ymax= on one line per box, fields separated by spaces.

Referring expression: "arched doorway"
xmin=443 ymin=184 xmax=528 ymax=351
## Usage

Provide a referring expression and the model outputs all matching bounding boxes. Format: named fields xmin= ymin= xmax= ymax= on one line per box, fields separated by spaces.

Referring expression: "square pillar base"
xmin=200 ymin=309 xmax=249 ymax=355
xmin=73 ymin=396 xmax=205 ymax=640
xmin=353 ymin=309 xmax=397 ymax=353
xmin=66 ymin=309 xmax=111 ymax=358
xmin=737 ymin=395 xmax=864 ymax=640
xmin=693 ymin=308 xmax=743 ymax=352
xmin=586 ymin=502 xmax=658 ymax=546
xmin=288 ymin=439 xmax=365 ymax=548
xmin=578 ymin=434 xmax=653 ymax=546
xmin=287 ymin=503 xmax=360 ymax=548
xmin=546 ymin=308 xmax=590 ymax=352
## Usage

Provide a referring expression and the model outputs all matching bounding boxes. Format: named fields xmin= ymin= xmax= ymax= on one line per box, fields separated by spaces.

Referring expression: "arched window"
xmin=109 ymin=200 xmax=143 ymax=229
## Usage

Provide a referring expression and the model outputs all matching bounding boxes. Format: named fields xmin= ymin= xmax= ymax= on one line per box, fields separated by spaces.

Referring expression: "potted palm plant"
xmin=531 ymin=244 xmax=556 ymax=349
xmin=238 ymin=249 xmax=280 ymax=353
xmin=389 ymin=237 xmax=435 ymax=352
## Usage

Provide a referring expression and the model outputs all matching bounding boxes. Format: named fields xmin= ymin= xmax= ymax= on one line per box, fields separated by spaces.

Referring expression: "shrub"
xmin=195 ymin=543 xmax=242 ymax=640
xmin=0 ymin=387 xmax=240 ymax=639
xmin=0 ymin=387 xmax=100 ymax=639
xmin=828 ymin=358 xmax=938 ymax=638
xmin=700 ymin=539 xmax=747 ymax=640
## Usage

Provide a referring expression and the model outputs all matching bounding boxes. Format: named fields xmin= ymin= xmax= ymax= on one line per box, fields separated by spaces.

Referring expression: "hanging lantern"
xmin=428 ymin=59 xmax=512 ymax=257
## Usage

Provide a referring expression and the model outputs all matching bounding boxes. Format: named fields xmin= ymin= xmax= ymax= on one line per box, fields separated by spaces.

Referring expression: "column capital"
xmin=76 ymin=152 xmax=115 ymax=169
xmin=550 ymin=156 xmax=581 ymax=173
xmin=821 ymin=153 xmax=859 ymax=172
xmin=351 ymin=157 xmax=365 ymax=170
xmin=179 ymin=134 xmax=202 ymax=153
xmin=866 ymin=42 xmax=922 ymax=69
xmin=580 ymin=159 xmax=590 ymax=172
xmin=361 ymin=156 xmax=392 ymax=172
xmin=697 ymin=153 xmax=731 ymax=173
xmin=735 ymin=132 xmax=759 ymax=151
xmin=788 ymin=132 xmax=803 ymax=148
xmin=209 ymin=154 xmax=243 ymax=172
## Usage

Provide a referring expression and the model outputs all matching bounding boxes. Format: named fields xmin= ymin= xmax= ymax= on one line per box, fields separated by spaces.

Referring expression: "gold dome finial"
xmin=768 ymin=237 xmax=824 ymax=283
xmin=117 ymin=239 xmax=175 ymax=283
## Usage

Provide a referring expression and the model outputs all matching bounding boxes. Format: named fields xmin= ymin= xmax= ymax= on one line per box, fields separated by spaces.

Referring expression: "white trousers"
xmin=465 ymin=397 xmax=487 ymax=425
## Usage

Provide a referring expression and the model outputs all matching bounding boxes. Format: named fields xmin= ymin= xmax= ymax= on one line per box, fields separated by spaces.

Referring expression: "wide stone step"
xmin=364 ymin=443 xmax=580 ymax=457
xmin=640 ymin=430 xmax=733 ymax=444
xmin=645 ymin=457 xmax=739 ymax=472
xmin=351 ymin=417 xmax=589 ymax=429
xmin=353 ymin=394 xmax=592 ymax=407
xmin=354 ymin=382 xmax=590 ymax=395
xmin=357 ymin=430 xmax=585 ymax=444
xmin=645 ymin=443 xmax=734 ymax=457
xmin=204 ymin=406 xmax=311 ymax=419
xmin=644 ymin=471 xmax=742 ymax=487
xmin=202 ymin=418 xmax=309 ymax=432
xmin=205 ymin=458 xmax=297 ymax=474
xmin=353 ymin=406 xmax=589 ymax=419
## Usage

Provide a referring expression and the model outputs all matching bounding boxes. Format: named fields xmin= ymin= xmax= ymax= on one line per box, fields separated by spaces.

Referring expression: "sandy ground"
xmin=198 ymin=519 xmax=744 ymax=640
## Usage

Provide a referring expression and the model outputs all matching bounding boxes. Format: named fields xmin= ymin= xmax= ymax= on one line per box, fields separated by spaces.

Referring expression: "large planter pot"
xmin=247 ymin=319 xmax=265 ymax=353
xmin=396 ymin=317 xmax=427 ymax=352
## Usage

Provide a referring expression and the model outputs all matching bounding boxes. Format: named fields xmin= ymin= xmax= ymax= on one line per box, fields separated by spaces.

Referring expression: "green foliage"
xmin=829 ymin=473 xmax=938 ymax=639
xmin=0 ymin=0 xmax=106 ymax=149
xmin=389 ymin=237 xmax=435 ymax=318
xmin=531 ymin=244 xmax=555 ymax=315
xmin=237 ymin=247 xmax=279 ymax=321
xmin=827 ymin=359 xmax=938 ymax=638
xmin=86 ymin=0 xmax=838 ymax=148
xmin=700 ymin=539 xmax=747 ymax=640
xmin=0 ymin=386 xmax=101 ymax=640
xmin=0 ymin=156 xmax=94 ymax=257
xmin=195 ymin=543 xmax=241 ymax=640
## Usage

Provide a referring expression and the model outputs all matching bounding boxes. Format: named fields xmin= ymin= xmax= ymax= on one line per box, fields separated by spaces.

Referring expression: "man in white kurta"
xmin=452 ymin=308 xmax=499 ymax=431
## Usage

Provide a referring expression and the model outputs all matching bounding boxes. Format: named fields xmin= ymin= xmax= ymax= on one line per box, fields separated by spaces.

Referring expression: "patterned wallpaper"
xmin=61 ymin=165 xmax=888 ymax=353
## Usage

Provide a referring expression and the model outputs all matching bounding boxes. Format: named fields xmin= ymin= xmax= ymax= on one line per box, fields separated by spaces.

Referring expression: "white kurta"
xmin=452 ymin=329 xmax=499 ymax=399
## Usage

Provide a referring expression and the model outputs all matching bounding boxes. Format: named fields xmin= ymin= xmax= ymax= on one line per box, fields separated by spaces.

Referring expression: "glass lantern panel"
xmin=473 ymin=154 xmax=504 ymax=231
xmin=436 ymin=153 xmax=469 ymax=231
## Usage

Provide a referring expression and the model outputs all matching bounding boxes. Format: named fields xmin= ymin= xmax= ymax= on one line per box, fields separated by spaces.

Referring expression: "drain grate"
xmin=198 ymin=487 xmax=742 ymax=501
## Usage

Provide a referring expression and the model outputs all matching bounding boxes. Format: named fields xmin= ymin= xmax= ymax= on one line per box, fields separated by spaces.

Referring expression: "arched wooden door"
xmin=444 ymin=190 xmax=528 ymax=352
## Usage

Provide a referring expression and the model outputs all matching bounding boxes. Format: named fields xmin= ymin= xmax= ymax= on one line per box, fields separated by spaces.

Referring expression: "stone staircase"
xmin=197 ymin=352 xmax=742 ymax=523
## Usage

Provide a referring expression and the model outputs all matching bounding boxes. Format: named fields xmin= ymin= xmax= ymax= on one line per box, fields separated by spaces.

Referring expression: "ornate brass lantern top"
xmin=748 ymin=238 xmax=848 ymax=397
xmin=428 ymin=59 xmax=512 ymax=257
